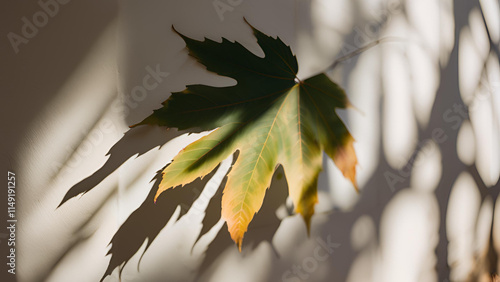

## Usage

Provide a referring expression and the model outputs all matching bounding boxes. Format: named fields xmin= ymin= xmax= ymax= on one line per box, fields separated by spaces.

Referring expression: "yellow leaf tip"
xmin=235 ymin=237 xmax=243 ymax=252
xmin=353 ymin=181 xmax=359 ymax=193
xmin=302 ymin=214 xmax=312 ymax=237
xmin=305 ymin=222 xmax=311 ymax=237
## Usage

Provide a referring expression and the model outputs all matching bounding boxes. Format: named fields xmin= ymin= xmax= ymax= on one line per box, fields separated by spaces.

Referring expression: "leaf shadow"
xmin=59 ymin=125 xmax=187 ymax=207
xmin=100 ymin=164 xmax=219 ymax=281
xmin=195 ymin=166 xmax=289 ymax=281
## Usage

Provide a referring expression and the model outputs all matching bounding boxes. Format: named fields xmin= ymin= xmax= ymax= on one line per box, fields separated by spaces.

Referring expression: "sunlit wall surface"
xmin=2 ymin=0 xmax=499 ymax=281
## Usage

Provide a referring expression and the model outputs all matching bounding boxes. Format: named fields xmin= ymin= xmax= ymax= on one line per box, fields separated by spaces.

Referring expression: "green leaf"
xmin=135 ymin=21 xmax=358 ymax=250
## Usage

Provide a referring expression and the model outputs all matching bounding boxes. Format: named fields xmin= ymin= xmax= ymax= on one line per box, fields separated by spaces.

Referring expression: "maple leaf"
xmin=133 ymin=20 xmax=358 ymax=251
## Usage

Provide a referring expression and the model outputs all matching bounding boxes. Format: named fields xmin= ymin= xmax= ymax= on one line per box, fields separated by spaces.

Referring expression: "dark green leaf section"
xmin=133 ymin=22 xmax=298 ymax=131
xmin=300 ymin=73 xmax=351 ymax=152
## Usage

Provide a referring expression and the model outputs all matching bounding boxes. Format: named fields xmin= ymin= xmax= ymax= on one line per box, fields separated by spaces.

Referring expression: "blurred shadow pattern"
xmin=9 ymin=0 xmax=500 ymax=281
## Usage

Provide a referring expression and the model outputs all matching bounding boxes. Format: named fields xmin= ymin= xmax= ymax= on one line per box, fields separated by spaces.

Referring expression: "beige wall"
xmin=1 ymin=0 xmax=499 ymax=281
